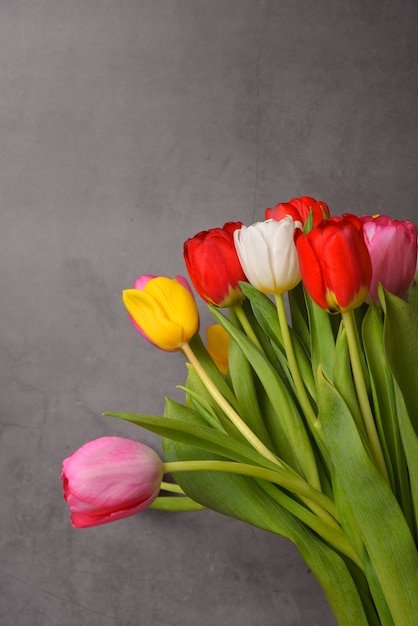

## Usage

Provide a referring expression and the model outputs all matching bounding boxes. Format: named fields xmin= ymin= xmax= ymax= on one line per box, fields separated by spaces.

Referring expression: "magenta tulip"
xmin=62 ymin=437 xmax=164 ymax=528
xmin=360 ymin=215 xmax=417 ymax=302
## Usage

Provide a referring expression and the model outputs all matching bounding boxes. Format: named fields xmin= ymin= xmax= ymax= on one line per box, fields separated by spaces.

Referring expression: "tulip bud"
xmin=62 ymin=437 xmax=164 ymax=528
xmin=360 ymin=215 xmax=418 ymax=302
xmin=206 ymin=324 xmax=229 ymax=374
xmin=184 ymin=222 xmax=247 ymax=307
xmin=266 ymin=195 xmax=330 ymax=228
xmin=295 ymin=214 xmax=372 ymax=313
xmin=233 ymin=217 xmax=302 ymax=295
xmin=123 ymin=275 xmax=199 ymax=351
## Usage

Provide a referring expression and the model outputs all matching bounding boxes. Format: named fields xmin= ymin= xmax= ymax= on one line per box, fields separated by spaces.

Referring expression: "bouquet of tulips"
xmin=62 ymin=196 xmax=418 ymax=626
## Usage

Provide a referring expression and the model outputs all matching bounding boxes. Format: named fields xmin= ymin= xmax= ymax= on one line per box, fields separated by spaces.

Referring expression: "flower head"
xmin=62 ymin=437 xmax=164 ymax=528
xmin=123 ymin=275 xmax=199 ymax=351
xmin=360 ymin=215 xmax=417 ymax=302
xmin=266 ymin=196 xmax=330 ymax=228
xmin=234 ymin=217 xmax=301 ymax=295
xmin=295 ymin=214 xmax=372 ymax=312
xmin=184 ymin=222 xmax=247 ymax=307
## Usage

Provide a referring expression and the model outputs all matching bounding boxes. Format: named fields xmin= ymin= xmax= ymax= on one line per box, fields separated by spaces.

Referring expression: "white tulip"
xmin=234 ymin=217 xmax=302 ymax=294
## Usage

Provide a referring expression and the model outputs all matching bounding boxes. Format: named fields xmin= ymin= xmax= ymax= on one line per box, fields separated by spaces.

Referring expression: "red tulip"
xmin=266 ymin=196 xmax=330 ymax=228
xmin=295 ymin=214 xmax=372 ymax=312
xmin=360 ymin=215 xmax=418 ymax=302
xmin=62 ymin=437 xmax=164 ymax=528
xmin=184 ymin=222 xmax=247 ymax=307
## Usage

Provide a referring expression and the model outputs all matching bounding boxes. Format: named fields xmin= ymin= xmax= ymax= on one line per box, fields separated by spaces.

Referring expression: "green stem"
xmin=182 ymin=342 xmax=282 ymax=467
xmin=150 ymin=496 xmax=206 ymax=511
xmin=274 ymin=293 xmax=324 ymax=492
xmin=232 ymin=302 xmax=263 ymax=351
xmin=258 ymin=481 xmax=363 ymax=570
xmin=342 ymin=310 xmax=390 ymax=484
xmin=160 ymin=481 xmax=185 ymax=494
xmin=163 ymin=459 xmax=339 ymax=526
xmin=274 ymin=294 xmax=320 ymax=435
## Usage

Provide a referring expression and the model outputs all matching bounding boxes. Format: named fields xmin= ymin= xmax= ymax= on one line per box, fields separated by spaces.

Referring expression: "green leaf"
xmin=181 ymin=364 xmax=243 ymax=439
xmin=393 ymin=384 xmax=418 ymax=540
xmin=362 ymin=303 xmax=413 ymax=520
xmin=380 ymin=288 xmax=418 ymax=435
xmin=317 ymin=368 xmax=418 ymax=625
xmin=304 ymin=290 xmax=336 ymax=383
xmin=227 ymin=335 xmax=274 ymax=449
xmin=240 ymin=282 xmax=316 ymax=402
xmin=163 ymin=436 xmax=371 ymax=626
xmin=176 ymin=383 xmax=224 ymax=432
xmin=106 ymin=402 xmax=281 ymax=473
xmin=408 ymin=282 xmax=418 ymax=315
xmin=209 ymin=305 xmax=318 ymax=483
xmin=255 ymin=382 xmax=312 ymax=471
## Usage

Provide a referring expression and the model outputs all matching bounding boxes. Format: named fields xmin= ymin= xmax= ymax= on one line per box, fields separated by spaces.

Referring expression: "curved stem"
xmin=182 ymin=342 xmax=282 ymax=467
xmin=163 ymin=459 xmax=339 ymax=524
xmin=274 ymin=294 xmax=324 ymax=493
xmin=160 ymin=481 xmax=186 ymax=494
xmin=342 ymin=310 xmax=390 ymax=484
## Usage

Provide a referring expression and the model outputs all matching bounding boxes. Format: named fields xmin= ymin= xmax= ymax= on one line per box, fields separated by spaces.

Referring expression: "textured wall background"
xmin=1 ymin=1 xmax=417 ymax=624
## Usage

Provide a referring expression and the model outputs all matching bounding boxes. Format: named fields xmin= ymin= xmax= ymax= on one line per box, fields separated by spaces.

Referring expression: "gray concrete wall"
xmin=1 ymin=1 xmax=417 ymax=625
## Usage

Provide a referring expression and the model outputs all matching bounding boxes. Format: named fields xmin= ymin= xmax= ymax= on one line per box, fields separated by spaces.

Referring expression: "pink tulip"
xmin=415 ymin=235 xmax=418 ymax=284
xmin=360 ymin=215 xmax=417 ymax=303
xmin=62 ymin=437 xmax=164 ymax=528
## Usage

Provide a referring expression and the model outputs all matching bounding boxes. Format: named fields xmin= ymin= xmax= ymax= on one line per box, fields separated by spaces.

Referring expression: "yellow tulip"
xmin=206 ymin=324 xmax=229 ymax=374
xmin=123 ymin=275 xmax=199 ymax=351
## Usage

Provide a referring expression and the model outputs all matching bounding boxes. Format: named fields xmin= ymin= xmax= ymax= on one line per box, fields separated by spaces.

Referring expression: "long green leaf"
xmin=228 ymin=336 xmax=274 ymax=449
xmin=106 ymin=403 xmax=281 ymax=473
xmin=381 ymin=288 xmax=418 ymax=435
xmin=288 ymin=281 xmax=311 ymax=352
xmin=317 ymin=368 xmax=418 ymax=625
xmin=304 ymin=291 xmax=336 ymax=383
xmin=182 ymin=364 xmax=243 ymax=439
xmin=209 ymin=305 xmax=319 ymax=484
xmin=163 ymin=436 xmax=371 ymax=626
xmin=362 ymin=303 xmax=411 ymax=520
xmin=393 ymin=383 xmax=418 ymax=540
